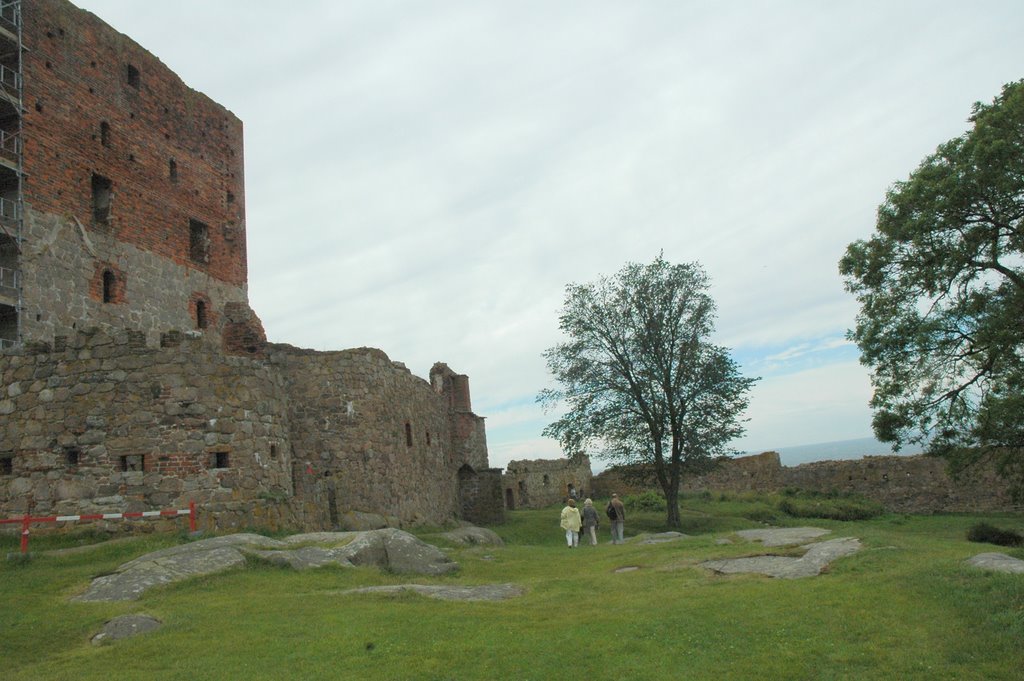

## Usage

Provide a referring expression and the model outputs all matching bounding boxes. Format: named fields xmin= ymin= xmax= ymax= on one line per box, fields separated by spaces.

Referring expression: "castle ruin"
xmin=0 ymin=0 xmax=504 ymax=531
xmin=502 ymin=455 xmax=593 ymax=510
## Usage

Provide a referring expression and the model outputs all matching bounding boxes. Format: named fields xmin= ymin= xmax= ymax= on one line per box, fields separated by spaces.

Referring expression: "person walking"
xmin=560 ymin=498 xmax=582 ymax=548
xmin=581 ymin=498 xmax=600 ymax=546
xmin=606 ymin=493 xmax=626 ymax=544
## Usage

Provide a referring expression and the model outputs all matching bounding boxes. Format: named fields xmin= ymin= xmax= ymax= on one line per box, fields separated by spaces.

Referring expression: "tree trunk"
xmin=664 ymin=483 xmax=681 ymax=528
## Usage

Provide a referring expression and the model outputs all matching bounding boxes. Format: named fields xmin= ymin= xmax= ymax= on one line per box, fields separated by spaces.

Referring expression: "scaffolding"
xmin=0 ymin=0 xmax=21 ymax=349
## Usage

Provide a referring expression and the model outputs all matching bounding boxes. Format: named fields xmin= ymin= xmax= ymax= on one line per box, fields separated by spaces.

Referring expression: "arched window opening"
xmin=405 ymin=422 xmax=413 ymax=447
xmin=102 ymin=269 xmax=115 ymax=303
xmin=195 ymin=300 xmax=207 ymax=329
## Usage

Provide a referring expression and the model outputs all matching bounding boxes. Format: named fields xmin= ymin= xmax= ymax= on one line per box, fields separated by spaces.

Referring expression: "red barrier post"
xmin=20 ymin=515 xmax=30 ymax=554
xmin=189 ymin=501 xmax=196 ymax=532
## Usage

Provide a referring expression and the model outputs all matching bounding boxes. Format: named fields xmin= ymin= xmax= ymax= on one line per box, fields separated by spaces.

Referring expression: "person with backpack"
xmin=606 ymin=493 xmax=626 ymax=544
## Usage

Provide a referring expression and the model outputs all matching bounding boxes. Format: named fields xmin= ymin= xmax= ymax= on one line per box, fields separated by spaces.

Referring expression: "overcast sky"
xmin=75 ymin=1 xmax=1024 ymax=470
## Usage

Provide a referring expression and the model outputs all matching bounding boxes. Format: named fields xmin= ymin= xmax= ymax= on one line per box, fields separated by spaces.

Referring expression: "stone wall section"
xmin=0 ymin=328 xmax=293 ymax=527
xmin=591 ymin=451 xmax=1020 ymax=514
xmin=0 ymin=1 xmax=504 ymax=534
xmin=458 ymin=467 xmax=505 ymax=525
xmin=17 ymin=0 xmax=248 ymax=349
xmin=0 ymin=330 xmax=502 ymax=531
xmin=502 ymin=456 xmax=593 ymax=510
xmin=18 ymin=209 xmax=253 ymax=350
xmin=269 ymin=345 xmax=467 ymax=526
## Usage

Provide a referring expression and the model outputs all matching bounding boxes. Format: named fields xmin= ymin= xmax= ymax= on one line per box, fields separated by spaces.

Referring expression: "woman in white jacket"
xmin=560 ymin=498 xmax=582 ymax=548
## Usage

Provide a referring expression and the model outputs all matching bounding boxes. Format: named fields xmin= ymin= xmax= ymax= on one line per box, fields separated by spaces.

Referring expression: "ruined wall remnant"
xmin=458 ymin=466 xmax=506 ymax=525
xmin=13 ymin=0 xmax=250 ymax=350
xmin=0 ymin=1 xmax=503 ymax=533
xmin=0 ymin=328 xmax=294 ymax=530
xmin=0 ymin=329 xmax=503 ymax=529
xmin=502 ymin=456 xmax=593 ymax=510
xmin=592 ymin=451 xmax=1020 ymax=514
xmin=271 ymin=346 xmax=470 ymax=526
xmin=682 ymin=452 xmax=1023 ymax=514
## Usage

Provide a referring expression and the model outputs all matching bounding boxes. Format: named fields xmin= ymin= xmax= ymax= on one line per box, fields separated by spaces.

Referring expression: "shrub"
xmin=624 ymin=491 xmax=666 ymax=512
xmin=777 ymin=495 xmax=884 ymax=521
xmin=967 ymin=523 xmax=1024 ymax=547
xmin=743 ymin=508 xmax=781 ymax=524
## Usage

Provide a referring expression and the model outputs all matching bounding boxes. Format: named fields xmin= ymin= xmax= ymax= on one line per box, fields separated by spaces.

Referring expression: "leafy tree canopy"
xmin=840 ymin=79 xmax=1024 ymax=495
xmin=538 ymin=255 xmax=756 ymax=527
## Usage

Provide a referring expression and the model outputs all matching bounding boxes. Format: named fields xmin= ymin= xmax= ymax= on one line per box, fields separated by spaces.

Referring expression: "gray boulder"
xmin=701 ymin=537 xmax=862 ymax=579
xmin=73 ymin=529 xmax=458 ymax=602
xmin=339 ymin=511 xmax=390 ymax=531
xmin=441 ymin=526 xmax=504 ymax=546
xmin=91 ymin=614 xmax=162 ymax=645
xmin=734 ymin=527 xmax=831 ymax=547
xmin=74 ymin=546 xmax=248 ymax=602
xmin=966 ymin=552 xmax=1024 ymax=574
xmin=637 ymin=531 xmax=691 ymax=545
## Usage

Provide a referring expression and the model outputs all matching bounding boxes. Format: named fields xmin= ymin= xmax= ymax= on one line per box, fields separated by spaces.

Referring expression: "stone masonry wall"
xmin=459 ymin=467 xmax=505 ymax=525
xmin=18 ymin=0 xmax=248 ymax=348
xmin=0 ymin=328 xmax=296 ymax=530
xmin=502 ymin=456 xmax=593 ymax=510
xmin=0 ymin=1 xmax=499 ymax=534
xmin=0 ymin=329 xmax=498 ymax=532
xmin=673 ymin=452 xmax=1020 ymax=514
xmin=18 ymin=208 xmax=252 ymax=349
xmin=269 ymin=345 xmax=471 ymax=526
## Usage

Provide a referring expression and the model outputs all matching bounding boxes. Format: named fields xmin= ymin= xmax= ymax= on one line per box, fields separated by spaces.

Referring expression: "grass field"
xmin=1 ymin=494 xmax=1022 ymax=680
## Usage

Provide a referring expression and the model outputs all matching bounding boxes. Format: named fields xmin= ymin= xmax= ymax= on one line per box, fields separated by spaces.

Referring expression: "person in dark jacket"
xmin=606 ymin=493 xmax=626 ymax=544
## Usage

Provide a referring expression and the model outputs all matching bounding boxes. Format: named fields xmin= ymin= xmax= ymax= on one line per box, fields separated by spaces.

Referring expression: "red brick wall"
xmin=21 ymin=0 xmax=247 ymax=287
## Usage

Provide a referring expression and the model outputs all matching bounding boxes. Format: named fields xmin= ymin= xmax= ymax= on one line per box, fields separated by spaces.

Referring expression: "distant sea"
xmin=748 ymin=437 xmax=925 ymax=467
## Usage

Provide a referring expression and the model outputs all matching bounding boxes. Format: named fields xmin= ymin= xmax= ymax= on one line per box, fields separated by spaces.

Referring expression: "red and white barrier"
xmin=2 ymin=501 xmax=196 ymax=554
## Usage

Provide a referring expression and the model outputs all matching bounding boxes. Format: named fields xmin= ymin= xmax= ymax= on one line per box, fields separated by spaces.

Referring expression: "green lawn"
xmin=1 ymin=498 xmax=1022 ymax=680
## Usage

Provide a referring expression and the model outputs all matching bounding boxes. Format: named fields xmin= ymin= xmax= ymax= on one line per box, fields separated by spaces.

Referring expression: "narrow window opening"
xmin=100 ymin=121 xmax=110 ymax=147
xmin=425 ymin=431 xmax=431 ymax=446
xmin=405 ymin=422 xmax=413 ymax=447
xmin=120 ymin=455 xmax=143 ymax=472
xmin=270 ymin=445 xmax=278 ymax=460
xmin=211 ymin=451 xmax=229 ymax=469
xmin=102 ymin=269 xmax=115 ymax=303
xmin=226 ymin=191 xmax=235 ymax=204
xmin=195 ymin=300 xmax=207 ymax=329
xmin=65 ymin=447 xmax=81 ymax=466
xmin=169 ymin=158 xmax=177 ymax=182
xmin=92 ymin=174 xmax=112 ymax=225
xmin=127 ymin=64 xmax=140 ymax=88
xmin=543 ymin=474 xmax=550 ymax=486
xmin=1 ymin=457 xmax=11 ymax=475
xmin=188 ymin=218 xmax=210 ymax=263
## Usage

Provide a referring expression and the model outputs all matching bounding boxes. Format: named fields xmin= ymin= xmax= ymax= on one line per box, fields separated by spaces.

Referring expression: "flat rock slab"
xmin=966 ymin=552 xmax=1024 ymax=574
xmin=91 ymin=614 xmax=161 ymax=645
xmin=337 ymin=583 xmax=525 ymax=601
xmin=735 ymin=527 xmax=831 ymax=547
xmin=701 ymin=537 xmax=862 ymax=579
xmin=637 ymin=532 xmax=691 ymax=545
xmin=73 ymin=528 xmax=458 ymax=602
xmin=441 ymin=527 xmax=504 ymax=546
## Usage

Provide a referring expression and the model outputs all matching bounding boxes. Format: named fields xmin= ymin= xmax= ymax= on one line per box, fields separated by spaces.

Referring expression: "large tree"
xmin=538 ymin=256 xmax=756 ymax=527
xmin=840 ymin=79 xmax=1024 ymax=495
